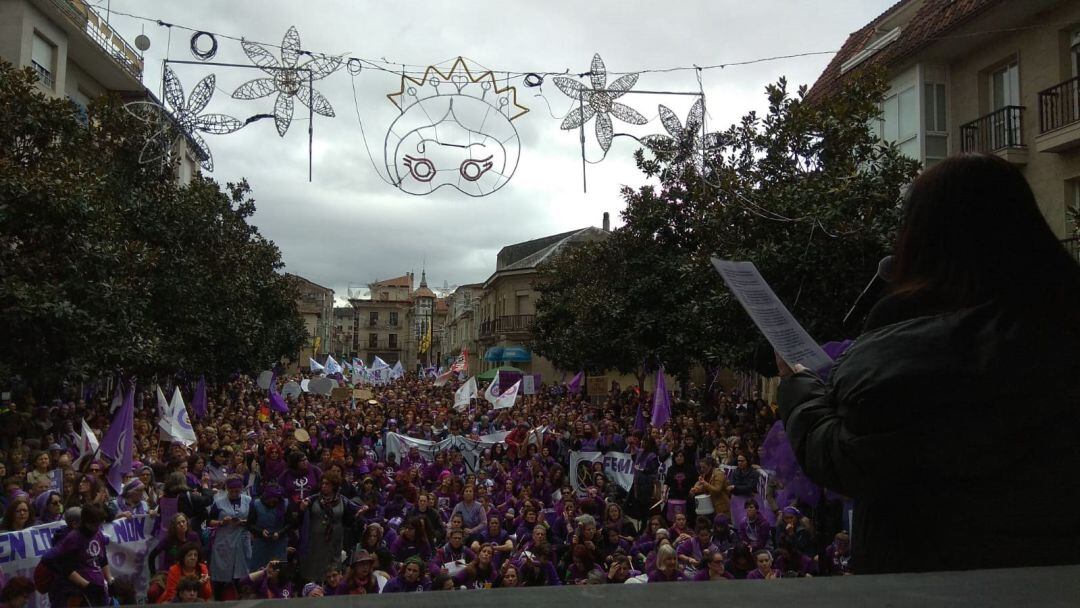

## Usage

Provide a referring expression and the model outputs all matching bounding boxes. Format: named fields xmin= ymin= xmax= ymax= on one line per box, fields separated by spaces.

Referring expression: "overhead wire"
xmin=100 ymin=3 xmax=1080 ymax=81
xmin=100 ymin=2 xmax=1055 ymax=226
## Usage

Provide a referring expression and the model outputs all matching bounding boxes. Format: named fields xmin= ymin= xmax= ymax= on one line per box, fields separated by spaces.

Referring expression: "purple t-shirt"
xmin=43 ymin=528 xmax=110 ymax=587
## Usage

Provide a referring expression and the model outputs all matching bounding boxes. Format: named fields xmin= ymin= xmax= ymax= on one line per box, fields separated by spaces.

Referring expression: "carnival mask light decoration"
xmin=385 ymin=57 xmax=528 ymax=197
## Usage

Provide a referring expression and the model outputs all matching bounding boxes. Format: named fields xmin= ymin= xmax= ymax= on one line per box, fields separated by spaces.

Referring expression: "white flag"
xmin=391 ymin=361 xmax=404 ymax=379
xmin=372 ymin=356 xmax=390 ymax=370
xmin=155 ymin=386 xmax=169 ymax=419
xmin=73 ymin=418 xmax=99 ymax=467
xmin=325 ymin=355 xmax=343 ymax=375
xmin=165 ymin=387 xmax=197 ymax=446
xmin=483 ymin=371 xmax=501 ymax=405
xmin=157 ymin=386 xmax=173 ymax=439
xmin=494 ymin=380 xmax=521 ymax=410
xmin=309 ymin=357 xmax=325 ymax=373
xmin=454 ymin=377 xmax=478 ymax=411
xmin=434 ymin=369 xmax=454 ymax=387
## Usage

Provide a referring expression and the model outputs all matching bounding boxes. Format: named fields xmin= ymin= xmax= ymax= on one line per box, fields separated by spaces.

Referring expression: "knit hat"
xmin=122 ymin=479 xmax=144 ymax=496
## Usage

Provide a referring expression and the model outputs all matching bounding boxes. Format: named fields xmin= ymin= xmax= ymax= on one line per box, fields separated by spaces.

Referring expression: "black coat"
xmin=778 ymin=296 xmax=1080 ymax=574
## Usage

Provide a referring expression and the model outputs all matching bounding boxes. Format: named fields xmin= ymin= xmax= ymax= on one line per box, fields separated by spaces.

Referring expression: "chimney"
xmin=602 ymin=211 xmax=610 ymax=232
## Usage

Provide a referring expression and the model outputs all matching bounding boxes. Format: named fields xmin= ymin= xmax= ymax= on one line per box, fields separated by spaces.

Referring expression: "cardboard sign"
xmin=586 ymin=375 xmax=608 ymax=397
xmin=330 ymin=387 xmax=351 ymax=401
xmin=355 ymin=388 xmax=373 ymax=400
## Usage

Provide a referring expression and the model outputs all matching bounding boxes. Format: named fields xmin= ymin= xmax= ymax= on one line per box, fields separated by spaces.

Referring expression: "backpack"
xmin=33 ymin=561 xmax=55 ymax=594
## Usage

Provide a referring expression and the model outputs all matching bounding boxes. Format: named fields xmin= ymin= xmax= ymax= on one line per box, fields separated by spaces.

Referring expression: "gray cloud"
xmin=105 ymin=0 xmax=894 ymax=300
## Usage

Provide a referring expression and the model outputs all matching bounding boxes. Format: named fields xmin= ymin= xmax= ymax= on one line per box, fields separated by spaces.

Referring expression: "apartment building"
xmin=476 ymin=216 xmax=611 ymax=381
xmin=288 ymin=273 xmax=334 ymax=368
xmin=348 ymin=274 xmax=413 ymax=368
xmin=440 ymin=283 xmax=484 ymax=374
xmin=0 ymin=0 xmax=201 ymax=182
xmin=809 ymin=0 xmax=1080 ymax=239
xmin=331 ymin=306 xmax=356 ymax=360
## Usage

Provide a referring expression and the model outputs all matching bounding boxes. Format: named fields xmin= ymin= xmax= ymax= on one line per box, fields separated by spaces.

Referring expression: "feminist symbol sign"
xmin=385 ymin=57 xmax=528 ymax=197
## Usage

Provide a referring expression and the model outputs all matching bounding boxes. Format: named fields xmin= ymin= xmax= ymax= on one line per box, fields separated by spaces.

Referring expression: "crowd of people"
xmin=0 ymin=370 xmax=853 ymax=606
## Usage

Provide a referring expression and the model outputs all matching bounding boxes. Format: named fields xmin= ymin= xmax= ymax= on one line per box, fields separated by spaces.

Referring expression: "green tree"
xmin=0 ymin=62 xmax=306 ymax=394
xmin=534 ymin=71 xmax=920 ymax=380
xmin=533 ymin=236 xmax=649 ymax=386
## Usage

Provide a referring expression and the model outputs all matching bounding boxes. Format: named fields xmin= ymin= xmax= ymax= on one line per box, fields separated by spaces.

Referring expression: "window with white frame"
xmin=986 ymin=59 xmax=1021 ymax=150
xmin=924 ymin=77 xmax=948 ymax=166
xmin=876 ymin=85 xmax=920 ymax=160
xmin=31 ymin=32 xmax=56 ymax=90
xmin=989 ymin=61 xmax=1020 ymax=110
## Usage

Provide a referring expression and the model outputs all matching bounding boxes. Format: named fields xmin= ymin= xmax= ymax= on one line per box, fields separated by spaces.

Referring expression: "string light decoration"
xmin=189 ymin=31 xmax=218 ymax=60
xmin=642 ymin=98 xmax=718 ymax=169
xmin=100 ymin=4 xmax=985 ymax=191
xmin=231 ymin=26 xmax=342 ymax=136
xmin=125 ymin=65 xmax=244 ymax=172
xmin=554 ymin=54 xmax=648 ymax=153
xmin=384 ymin=57 xmax=528 ymax=197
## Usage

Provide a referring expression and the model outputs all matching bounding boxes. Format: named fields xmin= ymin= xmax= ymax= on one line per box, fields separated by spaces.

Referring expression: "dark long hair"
xmin=891 ymin=154 xmax=1080 ymax=309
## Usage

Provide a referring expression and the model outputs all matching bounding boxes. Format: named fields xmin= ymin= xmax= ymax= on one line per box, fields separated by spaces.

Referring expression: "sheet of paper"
xmin=710 ymin=257 xmax=833 ymax=373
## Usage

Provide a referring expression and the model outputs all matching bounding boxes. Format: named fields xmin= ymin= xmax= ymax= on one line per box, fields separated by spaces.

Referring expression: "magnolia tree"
xmin=0 ymin=62 xmax=306 ymax=394
xmin=533 ymin=71 xmax=920 ymax=386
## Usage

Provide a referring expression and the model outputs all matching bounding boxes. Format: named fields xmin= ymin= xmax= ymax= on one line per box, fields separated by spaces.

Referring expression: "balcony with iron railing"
xmin=366 ymin=320 xmax=402 ymax=328
xmin=49 ymin=0 xmax=144 ymax=81
xmin=1035 ymin=76 xmax=1080 ymax=153
xmin=479 ymin=314 xmax=535 ymax=339
xmin=364 ymin=339 xmax=402 ymax=351
xmin=960 ymin=106 xmax=1026 ymax=164
xmin=30 ymin=60 xmax=55 ymax=89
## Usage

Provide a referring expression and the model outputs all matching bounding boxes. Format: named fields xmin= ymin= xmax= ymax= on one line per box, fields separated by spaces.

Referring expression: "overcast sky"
xmin=99 ymin=0 xmax=894 ymax=303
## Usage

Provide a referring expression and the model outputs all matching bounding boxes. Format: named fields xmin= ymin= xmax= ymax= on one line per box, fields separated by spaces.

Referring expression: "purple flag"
xmin=760 ymin=420 xmax=826 ymax=512
xmin=817 ymin=339 xmax=855 ymax=379
xmin=634 ymin=400 xmax=647 ymax=433
xmin=650 ymin=367 xmax=671 ymax=428
xmin=192 ymin=375 xmax=208 ymax=420
xmin=267 ymin=370 xmax=289 ymax=413
xmin=102 ymin=381 xmax=134 ymax=495
xmin=567 ymin=371 xmax=583 ymax=393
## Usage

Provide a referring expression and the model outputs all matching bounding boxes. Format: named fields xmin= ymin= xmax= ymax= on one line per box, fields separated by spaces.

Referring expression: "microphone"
xmin=842 ymin=256 xmax=894 ymax=330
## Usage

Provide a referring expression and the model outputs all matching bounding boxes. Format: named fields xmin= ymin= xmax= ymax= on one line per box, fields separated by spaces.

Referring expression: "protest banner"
xmin=385 ymin=428 xmax=547 ymax=474
xmin=569 ymin=451 xmax=635 ymax=495
xmin=0 ymin=515 xmax=156 ymax=608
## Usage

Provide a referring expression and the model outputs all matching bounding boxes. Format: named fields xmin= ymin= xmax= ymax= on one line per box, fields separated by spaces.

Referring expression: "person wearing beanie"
xmin=108 ymin=479 xmax=150 ymax=520
xmin=207 ymin=476 xmax=252 ymax=599
xmin=247 ymin=482 xmax=290 ymax=570
xmin=773 ymin=506 xmax=813 ymax=555
xmin=33 ymin=490 xmax=63 ymax=525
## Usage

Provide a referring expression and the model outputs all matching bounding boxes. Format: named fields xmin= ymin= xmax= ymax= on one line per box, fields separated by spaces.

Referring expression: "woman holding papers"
xmin=777 ymin=154 xmax=1080 ymax=574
